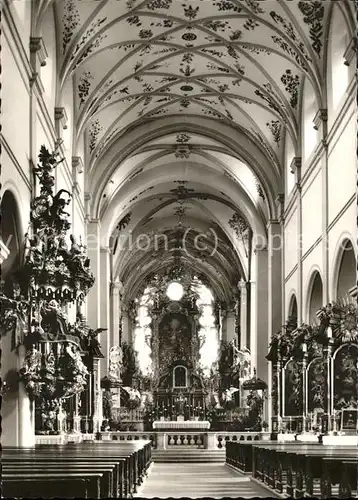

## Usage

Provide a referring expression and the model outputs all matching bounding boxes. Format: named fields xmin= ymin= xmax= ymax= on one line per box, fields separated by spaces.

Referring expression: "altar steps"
xmin=152 ymin=449 xmax=225 ymax=462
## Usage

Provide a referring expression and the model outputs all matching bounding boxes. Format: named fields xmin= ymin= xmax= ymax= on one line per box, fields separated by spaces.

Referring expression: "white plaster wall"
xmin=2 ymin=36 xmax=30 ymax=175
xmin=328 ymin=202 xmax=357 ymax=301
xmin=284 ymin=208 xmax=298 ymax=277
xmin=41 ymin=6 xmax=57 ymax=115
xmin=301 ymin=170 xmax=322 ymax=256
xmin=8 ymin=0 xmax=32 ymax=58
xmin=302 ymin=244 xmax=323 ymax=323
xmin=327 ymin=112 xmax=356 ymax=224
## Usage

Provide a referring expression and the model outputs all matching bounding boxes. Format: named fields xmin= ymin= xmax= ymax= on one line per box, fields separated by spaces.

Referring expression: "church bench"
xmin=3 ymin=455 xmax=126 ymax=498
xmin=1 ymin=472 xmax=103 ymax=498
xmin=3 ymin=439 xmax=151 ymax=497
xmin=3 ymin=449 xmax=132 ymax=497
xmin=2 ymin=463 xmax=115 ymax=498
xmin=251 ymin=443 xmax=357 ymax=498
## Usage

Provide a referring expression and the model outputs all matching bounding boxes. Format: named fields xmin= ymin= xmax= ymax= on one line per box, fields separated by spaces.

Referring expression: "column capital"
xmin=343 ymin=36 xmax=356 ymax=66
xmin=111 ymin=279 xmax=123 ymax=294
xmin=289 ymin=156 xmax=302 ymax=186
xmin=253 ymin=243 xmax=268 ymax=254
xmin=267 ymin=219 xmax=280 ymax=229
xmin=54 ymin=107 xmax=68 ymax=130
xmin=72 ymin=156 xmax=84 ymax=174
xmin=29 ymin=37 xmax=48 ymax=67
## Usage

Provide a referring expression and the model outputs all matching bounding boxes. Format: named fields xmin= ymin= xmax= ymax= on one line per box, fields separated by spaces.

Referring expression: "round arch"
xmin=331 ymin=236 xmax=356 ymax=301
xmin=288 ymin=293 xmax=298 ymax=321
xmin=89 ymin=116 xmax=281 ymax=220
xmin=305 ymin=269 xmax=324 ymax=324
xmin=0 ymin=190 xmax=23 ymax=296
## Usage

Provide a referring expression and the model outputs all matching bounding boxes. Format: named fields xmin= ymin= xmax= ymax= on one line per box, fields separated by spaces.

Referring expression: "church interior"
xmin=1 ymin=0 xmax=357 ymax=498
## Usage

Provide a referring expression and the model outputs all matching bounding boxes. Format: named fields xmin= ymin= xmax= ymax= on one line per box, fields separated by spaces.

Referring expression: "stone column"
xmin=18 ymin=345 xmax=35 ymax=447
xmin=221 ymin=307 xmax=228 ymax=343
xmin=100 ymin=247 xmax=111 ymax=379
xmin=314 ymin=109 xmax=329 ymax=304
xmin=86 ymin=219 xmax=102 ymax=432
xmin=225 ymin=306 xmax=236 ymax=344
xmin=92 ymin=358 xmax=103 ymax=433
xmin=238 ymin=279 xmax=248 ymax=350
xmin=267 ymin=220 xmax=283 ymax=431
xmin=110 ymin=279 xmax=123 ymax=348
xmin=121 ymin=306 xmax=131 ymax=344
xmin=251 ymin=246 xmax=268 ymax=380
xmin=86 ymin=219 xmax=101 ymax=329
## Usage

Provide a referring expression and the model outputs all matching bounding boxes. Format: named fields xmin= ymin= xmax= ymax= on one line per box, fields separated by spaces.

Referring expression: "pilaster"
xmin=250 ymin=245 xmax=268 ymax=380
xmin=100 ymin=246 xmax=111 ymax=379
xmin=267 ymin=219 xmax=283 ymax=430
xmin=238 ymin=279 xmax=248 ymax=350
xmin=110 ymin=278 xmax=123 ymax=348
xmin=314 ymin=109 xmax=329 ymax=304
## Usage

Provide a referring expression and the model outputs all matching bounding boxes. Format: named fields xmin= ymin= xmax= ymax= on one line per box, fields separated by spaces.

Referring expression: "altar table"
xmin=152 ymin=420 xmax=211 ymax=430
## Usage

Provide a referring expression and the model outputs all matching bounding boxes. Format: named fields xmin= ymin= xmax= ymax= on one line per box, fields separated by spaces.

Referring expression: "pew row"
xmin=226 ymin=440 xmax=358 ymax=499
xmin=2 ymin=439 xmax=151 ymax=499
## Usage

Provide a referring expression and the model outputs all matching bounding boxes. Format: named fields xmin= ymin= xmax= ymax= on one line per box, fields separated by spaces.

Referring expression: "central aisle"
xmin=136 ymin=462 xmax=277 ymax=498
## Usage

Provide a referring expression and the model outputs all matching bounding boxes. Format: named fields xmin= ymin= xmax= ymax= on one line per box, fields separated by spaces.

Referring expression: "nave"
xmin=136 ymin=462 xmax=276 ymax=498
xmin=1 ymin=0 xmax=357 ymax=498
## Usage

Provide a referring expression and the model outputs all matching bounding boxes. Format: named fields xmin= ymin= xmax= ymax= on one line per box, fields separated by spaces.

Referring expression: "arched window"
xmin=0 ymin=190 xmax=21 ymax=297
xmin=308 ymin=272 xmax=323 ymax=324
xmin=336 ymin=240 xmax=356 ymax=299
xmin=173 ymin=365 xmax=187 ymax=388
xmin=288 ymin=295 xmax=298 ymax=322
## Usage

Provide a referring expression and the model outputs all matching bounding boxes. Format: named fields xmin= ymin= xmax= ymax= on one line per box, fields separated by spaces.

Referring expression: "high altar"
xmin=149 ymin=291 xmax=209 ymax=426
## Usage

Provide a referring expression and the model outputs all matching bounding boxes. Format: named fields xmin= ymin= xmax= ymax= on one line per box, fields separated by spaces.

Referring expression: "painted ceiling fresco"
xmin=49 ymin=0 xmax=352 ymax=299
xmin=57 ymin=0 xmax=329 ymax=166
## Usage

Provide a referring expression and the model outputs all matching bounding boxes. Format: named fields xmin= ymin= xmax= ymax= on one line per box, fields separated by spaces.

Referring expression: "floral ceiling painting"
xmin=57 ymin=0 xmax=329 ymax=165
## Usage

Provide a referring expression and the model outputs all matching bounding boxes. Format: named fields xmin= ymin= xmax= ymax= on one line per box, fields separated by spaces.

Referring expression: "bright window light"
xmin=166 ymin=282 xmax=184 ymax=301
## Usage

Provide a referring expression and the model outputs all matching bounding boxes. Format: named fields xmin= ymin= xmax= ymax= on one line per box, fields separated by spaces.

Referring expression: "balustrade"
xmin=166 ymin=433 xmax=204 ymax=447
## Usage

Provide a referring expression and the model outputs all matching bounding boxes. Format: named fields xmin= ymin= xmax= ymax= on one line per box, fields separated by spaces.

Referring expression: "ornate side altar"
xmin=267 ymin=298 xmax=358 ymax=437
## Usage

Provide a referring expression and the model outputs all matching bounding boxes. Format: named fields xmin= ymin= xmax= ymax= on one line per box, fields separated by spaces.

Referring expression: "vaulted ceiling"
xmin=43 ymin=0 xmax=353 ymax=301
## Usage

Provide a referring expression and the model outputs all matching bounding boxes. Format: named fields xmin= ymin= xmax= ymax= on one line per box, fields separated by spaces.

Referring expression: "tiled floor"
xmin=136 ymin=462 xmax=277 ymax=498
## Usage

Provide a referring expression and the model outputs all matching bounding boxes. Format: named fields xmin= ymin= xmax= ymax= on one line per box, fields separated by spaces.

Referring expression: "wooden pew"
xmin=2 ymin=472 xmax=103 ymax=498
xmin=250 ymin=443 xmax=358 ymax=498
xmin=2 ymin=453 xmax=126 ymax=498
xmin=3 ymin=439 xmax=151 ymax=498
xmin=2 ymin=463 xmax=115 ymax=498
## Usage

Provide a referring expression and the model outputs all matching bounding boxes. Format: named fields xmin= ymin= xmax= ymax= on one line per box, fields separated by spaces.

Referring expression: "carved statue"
xmin=41 ymin=300 xmax=68 ymax=340
xmin=109 ymin=346 xmax=123 ymax=380
xmin=70 ymin=234 xmax=81 ymax=256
